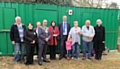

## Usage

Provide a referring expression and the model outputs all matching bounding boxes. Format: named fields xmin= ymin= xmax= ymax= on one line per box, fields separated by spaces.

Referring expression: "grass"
xmin=0 ymin=51 xmax=120 ymax=69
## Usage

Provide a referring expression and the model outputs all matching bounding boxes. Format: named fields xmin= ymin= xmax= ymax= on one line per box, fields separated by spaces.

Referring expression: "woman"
xmin=93 ymin=19 xmax=105 ymax=61
xmin=24 ymin=23 xmax=37 ymax=65
xmin=35 ymin=22 xmax=41 ymax=56
xmin=68 ymin=21 xmax=82 ymax=59
xmin=49 ymin=21 xmax=60 ymax=60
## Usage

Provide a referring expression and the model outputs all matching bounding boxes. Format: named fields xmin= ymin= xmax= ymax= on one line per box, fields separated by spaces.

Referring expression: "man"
xmin=38 ymin=20 xmax=50 ymax=66
xmin=82 ymin=20 xmax=95 ymax=60
xmin=58 ymin=16 xmax=70 ymax=60
xmin=10 ymin=16 xmax=26 ymax=64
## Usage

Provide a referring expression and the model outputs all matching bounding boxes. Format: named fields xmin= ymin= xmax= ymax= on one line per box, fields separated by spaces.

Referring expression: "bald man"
xmin=82 ymin=20 xmax=95 ymax=60
xmin=38 ymin=20 xmax=50 ymax=65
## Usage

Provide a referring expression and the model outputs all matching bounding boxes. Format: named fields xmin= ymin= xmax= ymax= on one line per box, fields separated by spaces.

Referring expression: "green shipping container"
xmin=0 ymin=2 xmax=119 ymax=56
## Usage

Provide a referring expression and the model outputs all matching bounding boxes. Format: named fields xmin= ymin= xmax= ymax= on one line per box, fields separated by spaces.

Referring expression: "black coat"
xmin=24 ymin=29 xmax=37 ymax=45
xmin=93 ymin=25 xmax=105 ymax=51
xmin=58 ymin=22 xmax=70 ymax=40
xmin=10 ymin=23 xmax=26 ymax=43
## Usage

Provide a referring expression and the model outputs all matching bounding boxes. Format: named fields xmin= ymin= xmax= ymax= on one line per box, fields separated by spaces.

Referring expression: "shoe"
xmin=30 ymin=62 xmax=34 ymax=65
xmin=76 ymin=57 xmax=79 ymax=59
xmin=71 ymin=57 xmax=74 ymax=59
xmin=14 ymin=61 xmax=17 ymax=64
xmin=88 ymin=58 xmax=93 ymax=61
xmin=43 ymin=60 xmax=50 ymax=63
xmin=38 ymin=62 xmax=42 ymax=66
xmin=59 ymin=57 xmax=62 ymax=60
xmin=24 ymin=62 xmax=30 ymax=66
xmin=21 ymin=61 xmax=25 ymax=64
xmin=67 ymin=57 xmax=71 ymax=60
xmin=53 ymin=58 xmax=57 ymax=60
xmin=82 ymin=57 xmax=86 ymax=60
xmin=63 ymin=56 xmax=67 ymax=58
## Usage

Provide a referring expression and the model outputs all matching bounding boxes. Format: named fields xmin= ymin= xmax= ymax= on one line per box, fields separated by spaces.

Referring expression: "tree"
xmin=73 ymin=0 xmax=120 ymax=9
xmin=109 ymin=2 xmax=119 ymax=9
xmin=1 ymin=0 xmax=72 ymax=6
xmin=73 ymin=0 xmax=108 ymax=8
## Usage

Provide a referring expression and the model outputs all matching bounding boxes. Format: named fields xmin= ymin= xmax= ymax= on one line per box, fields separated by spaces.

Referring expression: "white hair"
xmin=15 ymin=16 xmax=21 ymax=21
xmin=97 ymin=19 xmax=102 ymax=24
xmin=37 ymin=22 xmax=41 ymax=25
xmin=74 ymin=21 xmax=78 ymax=23
xmin=86 ymin=20 xmax=90 ymax=24
xmin=63 ymin=15 xmax=67 ymax=18
xmin=43 ymin=19 xmax=47 ymax=23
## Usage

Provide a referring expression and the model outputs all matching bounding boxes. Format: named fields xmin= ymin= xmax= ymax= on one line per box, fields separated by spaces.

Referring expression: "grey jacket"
xmin=38 ymin=26 xmax=51 ymax=45
xmin=82 ymin=25 xmax=95 ymax=42
xmin=69 ymin=27 xmax=82 ymax=45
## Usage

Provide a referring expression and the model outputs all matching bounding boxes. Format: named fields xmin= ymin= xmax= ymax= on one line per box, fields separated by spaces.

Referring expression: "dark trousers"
xmin=25 ymin=43 xmax=35 ymax=64
xmin=35 ymin=43 xmax=39 ymax=55
xmin=94 ymin=41 xmax=104 ymax=60
xmin=95 ymin=51 xmax=102 ymax=60
xmin=38 ymin=44 xmax=48 ymax=62
xmin=60 ymin=39 xmax=67 ymax=58
xmin=49 ymin=45 xmax=56 ymax=59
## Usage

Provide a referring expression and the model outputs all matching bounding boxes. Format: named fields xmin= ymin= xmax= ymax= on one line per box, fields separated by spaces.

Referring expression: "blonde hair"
xmin=74 ymin=21 xmax=78 ymax=24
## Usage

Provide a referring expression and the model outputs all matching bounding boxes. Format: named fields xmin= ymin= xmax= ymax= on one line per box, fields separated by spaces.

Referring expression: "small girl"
xmin=66 ymin=38 xmax=72 ymax=60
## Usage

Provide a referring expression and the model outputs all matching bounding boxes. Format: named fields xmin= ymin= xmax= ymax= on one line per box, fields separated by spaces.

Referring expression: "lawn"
xmin=0 ymin=51 xmax=120 ymax=69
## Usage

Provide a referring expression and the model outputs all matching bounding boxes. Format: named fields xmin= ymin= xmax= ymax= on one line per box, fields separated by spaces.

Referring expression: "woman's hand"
xmin=102 ymin=41 xmax=105 ymax=43
xmin=12 ymin=41 xmax=15 ymax=44
xmin=78 ymin=32 xmax=81 ymax=35
xmin=53 ymin=34 xmax=57 ymax=37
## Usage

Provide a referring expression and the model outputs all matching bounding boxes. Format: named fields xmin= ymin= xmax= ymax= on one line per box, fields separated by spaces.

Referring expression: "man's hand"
xmin=12 ymin=41 xmax=15 ymax=44
xmin=31 ymin=40 xmax=35 ymax=44
xmin=88 ymin=36 xmax=92 ymax=39
xmin=45 ymin=38 xmax=49 ymax=42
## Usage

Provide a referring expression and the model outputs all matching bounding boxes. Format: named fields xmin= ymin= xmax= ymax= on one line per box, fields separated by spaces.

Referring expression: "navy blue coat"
xmin=58 ymin=22 xmax=70 ymax=40
xmin=10 ymin=23 xmax=26 ymax=43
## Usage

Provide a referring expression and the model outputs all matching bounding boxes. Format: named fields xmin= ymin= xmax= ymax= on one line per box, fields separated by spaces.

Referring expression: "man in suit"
xmin=38 ymin=20 xmax=50 ymax=66
xmin=58 ymin=16 xmax=70 ymax=60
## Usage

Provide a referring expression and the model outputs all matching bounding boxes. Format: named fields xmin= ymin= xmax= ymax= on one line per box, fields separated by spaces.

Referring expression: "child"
xmin=66 ymin=38 xmax=72 ymax=60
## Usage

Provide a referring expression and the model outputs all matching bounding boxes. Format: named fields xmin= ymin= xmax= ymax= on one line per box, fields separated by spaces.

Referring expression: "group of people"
xmin=10 ymin=15 xmax=105 ymax=66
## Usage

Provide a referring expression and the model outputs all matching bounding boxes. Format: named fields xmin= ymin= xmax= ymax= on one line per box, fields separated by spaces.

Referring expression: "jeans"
xmin=82 ymin=40 xmax=92 ymax=58
xmin=72 ymin=43 xmax=79 ymax=58
xmin=67 ymin=50 xmax=71 ymax=57
xmin=14 ymin=42 xmax=25 ymax=63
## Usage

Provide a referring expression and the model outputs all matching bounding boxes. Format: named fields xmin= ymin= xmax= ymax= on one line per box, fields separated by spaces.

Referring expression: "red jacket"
xmin=49 ymin=26 xmax=60 ymax=46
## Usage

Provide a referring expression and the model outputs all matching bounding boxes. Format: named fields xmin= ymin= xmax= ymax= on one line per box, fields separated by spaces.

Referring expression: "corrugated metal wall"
xmin=0 ymin=2 xmax=119 ymax=56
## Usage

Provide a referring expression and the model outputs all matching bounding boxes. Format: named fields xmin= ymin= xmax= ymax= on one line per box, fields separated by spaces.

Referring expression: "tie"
xmin=63 ymin=23 xmax=66 ymax=33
